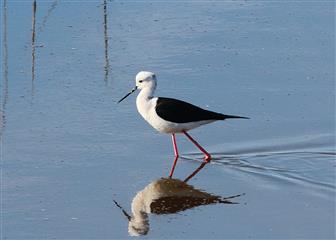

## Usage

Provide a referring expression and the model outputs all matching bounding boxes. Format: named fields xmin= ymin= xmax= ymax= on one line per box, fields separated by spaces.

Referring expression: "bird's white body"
xmin=135 ymin=72 xmax=214 ymax=133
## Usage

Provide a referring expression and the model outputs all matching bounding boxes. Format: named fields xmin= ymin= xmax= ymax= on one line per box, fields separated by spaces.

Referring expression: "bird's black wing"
xmin=155 ymin=97 xmax=247 ymax=123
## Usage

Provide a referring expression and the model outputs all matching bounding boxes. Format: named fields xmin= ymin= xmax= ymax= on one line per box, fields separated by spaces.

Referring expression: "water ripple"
xmin=183 ymin=134 xmax=335 ymax=193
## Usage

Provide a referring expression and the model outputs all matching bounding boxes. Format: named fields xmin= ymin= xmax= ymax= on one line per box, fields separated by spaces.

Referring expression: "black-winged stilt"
xmin=118 ymin=71 xmax=248 ymax=177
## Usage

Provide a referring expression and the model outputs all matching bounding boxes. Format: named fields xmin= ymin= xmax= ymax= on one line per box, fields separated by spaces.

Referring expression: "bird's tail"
xmin=221 ymin=114 xmax=250 ymax=120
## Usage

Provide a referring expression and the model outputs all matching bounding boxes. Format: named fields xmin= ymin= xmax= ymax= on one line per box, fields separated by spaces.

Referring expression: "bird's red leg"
xmin=183 ymin=131 xmax=212 ymax=162
xmin=169 ymin=133 xmax=179 ymax=178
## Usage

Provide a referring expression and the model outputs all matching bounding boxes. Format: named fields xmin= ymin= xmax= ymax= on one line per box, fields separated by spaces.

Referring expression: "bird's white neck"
xmin=137 ymin=86 xmax=156 ymax=101
xmin=136 ymin=86 xmax=157 ymax=122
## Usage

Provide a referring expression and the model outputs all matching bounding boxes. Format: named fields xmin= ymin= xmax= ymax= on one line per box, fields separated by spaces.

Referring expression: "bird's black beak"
xmin=118 ymin=86 xmax=137 ymax=103
xmin=113 ymin=199 xmax=132 ymax=221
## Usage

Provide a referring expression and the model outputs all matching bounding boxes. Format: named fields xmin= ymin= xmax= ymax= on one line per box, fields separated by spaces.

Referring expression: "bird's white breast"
xmin=136 ymin=96 xmax=170 ymax=133
xmin=136 ymin=89 xmax=215 ymax=133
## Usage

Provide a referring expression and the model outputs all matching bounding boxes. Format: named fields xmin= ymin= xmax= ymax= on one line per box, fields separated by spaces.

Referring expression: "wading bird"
xmin=118 ymin=71 xmax=248 ymax=177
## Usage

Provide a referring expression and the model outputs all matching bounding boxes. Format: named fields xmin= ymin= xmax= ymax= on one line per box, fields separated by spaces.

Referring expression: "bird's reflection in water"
xmin=114 ymin=162 xmax=243 ymax=236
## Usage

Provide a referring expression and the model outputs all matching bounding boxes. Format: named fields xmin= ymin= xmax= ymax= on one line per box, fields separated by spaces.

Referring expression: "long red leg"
xmin=183 ymin=131 xmax=211 ymax=162
xmin=169 ymin=133 xmax=179 ymax=178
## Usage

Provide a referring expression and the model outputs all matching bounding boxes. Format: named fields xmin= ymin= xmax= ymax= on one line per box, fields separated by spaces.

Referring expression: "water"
xmin=1 ymin=1 xmax=335 ymax=239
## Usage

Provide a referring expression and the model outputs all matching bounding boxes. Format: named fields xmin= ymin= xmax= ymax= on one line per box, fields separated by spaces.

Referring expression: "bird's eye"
xmin=139 ymin=80 xmax=143 ymax=83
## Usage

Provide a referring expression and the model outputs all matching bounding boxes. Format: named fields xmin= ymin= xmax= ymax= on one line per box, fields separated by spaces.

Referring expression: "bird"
xmin=118 ymin=71 xmax=248 ymax=177
xmin=114 ymin=177 xmax=241 ymax=236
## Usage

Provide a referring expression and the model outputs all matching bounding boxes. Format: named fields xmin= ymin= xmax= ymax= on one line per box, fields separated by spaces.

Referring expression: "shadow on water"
xmin=103 ymin=0 xmax=110 ymax=84
xmin=1 ymin=0 xmax=8 ymax=137
xmin=31 ymin=0 xmax=37 ymax=97
xmin=114 ymin=162 xmax=244 ymax=236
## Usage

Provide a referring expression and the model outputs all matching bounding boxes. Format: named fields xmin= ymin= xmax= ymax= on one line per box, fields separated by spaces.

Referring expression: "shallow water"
xmin=1 ymin=1 xmax=335 ymax=239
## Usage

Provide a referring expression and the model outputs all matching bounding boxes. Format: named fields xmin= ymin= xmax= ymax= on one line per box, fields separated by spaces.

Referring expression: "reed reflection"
xmin=114 ymin=162 xmax=243 ymax=236
xmin=103 ymin=0 xmax=110 ymax=83
xmin=31 ymin=0 xmax=37 ymax=95
xmin=1 ymin=0 xmax=8 ymax=136
xmin=38 ymin=0 xmax=58 ymax=33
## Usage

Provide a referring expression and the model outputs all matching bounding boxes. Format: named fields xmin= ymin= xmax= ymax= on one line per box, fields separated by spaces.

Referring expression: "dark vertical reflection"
xmin=103 ymin=0 xmax=110 ymax=84
xmin=31 ymin=0 xmax=36 ymax=96
xmin=1 ymin=0 xmax=8 ymax=137
xmin=38 ymin=0 xmax=58 ymax=33
xmin=1 ymin=2 xmax=8 ymax=233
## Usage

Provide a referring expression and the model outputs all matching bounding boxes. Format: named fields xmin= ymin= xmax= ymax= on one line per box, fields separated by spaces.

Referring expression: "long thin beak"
xmin=113 ymin=199 xmax=132 ymax=221
xmin=118 ymin=86 xmax=137 ymax=103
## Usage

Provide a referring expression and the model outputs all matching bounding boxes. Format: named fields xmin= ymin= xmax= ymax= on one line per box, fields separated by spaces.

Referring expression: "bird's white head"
xmin=118 ymin=71 xmax=157 ymax=103
xmin=135 ymin=71 xmax=157 ymax=90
